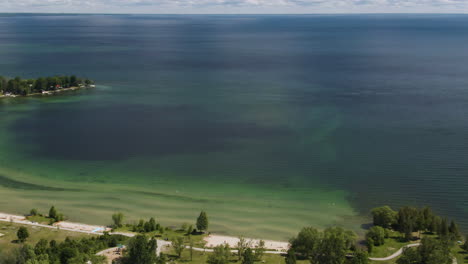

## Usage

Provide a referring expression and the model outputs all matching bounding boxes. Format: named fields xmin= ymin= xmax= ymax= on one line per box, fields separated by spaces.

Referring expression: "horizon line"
xmin=1 ymin=12 xmax=468 ymax=15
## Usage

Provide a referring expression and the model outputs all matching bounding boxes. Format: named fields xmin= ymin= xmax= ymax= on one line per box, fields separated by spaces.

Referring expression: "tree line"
xmin=0 ymin=232 xmax=128 ymax=264
xmin=287 ymin=226 xmax=366 ymax=264
xmin=29 ymin=206 xmax=65 ymax=224
xmin=0 ymin=75 xmax=94 ymax=96
xmin=111 ymin=210 xmax=209 ymax=235
xmin=371 ymin=205 xmax=461 ymax=241
xmin=368 ymin=205 xmax=462 ymax=264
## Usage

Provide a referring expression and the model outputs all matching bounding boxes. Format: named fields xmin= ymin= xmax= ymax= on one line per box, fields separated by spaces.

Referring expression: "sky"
xmin=0 ymin=0 xmax=467 ymax=14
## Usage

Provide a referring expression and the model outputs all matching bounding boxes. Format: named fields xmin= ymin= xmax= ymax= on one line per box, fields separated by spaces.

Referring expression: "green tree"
xmin=438 ymin=218 xmax=449 ymax=238
xmin=7 ymin=79 xmax=18 ymax=93
xmin=419 ymin=237 xmax=451 ymax=264
xmin=144 ymin=221 xmax=152 ymax=233
xmin=396 ymin=237 xmax=451 ymax=264
xmin=351 ymin=249 xmax=369 ymax=264
xmin=365 ymin=226 xmax=386 ymax=246
xmin=371 ymin=206 xmax=397 ymax=228
xmin=396 ymin=247 xmax=421 ymax=264
xmin=207 ymin=244 xmax=230 ymax=264
xmin=197 ymin=211 xmax=209 ymax=232
xmin=366 ymin=237 xmax=374 ymax=253
xmin=237 ymin=236 xmax=249 ymax=261
xmin=448 ymin=220 xmax=460 ymax=240
xmin=285 ymin=248 xmax=296 ymax=264
xmin=59 ymin=247 xmax=78 ymax=264
xmin=420 ymin=206 xmax=434 ymax=231
xmin=26 ymin=257 xmax=50 ymax=264
xmin=315 ymin=227 xmax=348 ymax=264
xmin=254 ymin=240 xmax=266 ymax=261
xmin=242 ymin=248 xmax=254 ymax=264
xmin=56 ymin=213 xmax=64 ymax=222
xmin=157 ymin=253 xmax=167 ymax=264
xmin=345 ymin=230 xmax=358 ymax=249
xmin=172 ymin=237 xmax=185 ymax=259
xmin=430 ymin=216 xmax=441 ymax=234
xmin=289 ymin=226 xmax=320 ymax=259
xmin=17 ymin=227 xmax=29 ymax=243
xmin=70 ymin=75 xmax=78 ymax=86
xmin=133 ymin=219 xmax=145 ymax=232
xmin=34 ymin=239 xmax=49 ymax=256
xmin=126 ymin=235 xmax=157 ymax=264
xmin=149 ymin=217 xmax=157 ymax=231
xmin=397 ymin=206 xmax=419 ymax=241
xmin=112 ymin=212 xmax=124 ymax=228
xmin=17 ymin=244 xmax=36 ymax=263
xmin=187 ymin=224 xmax=194 ymax=235
xmin=48 ymin=206 xmax=57 ymax=220
xmin=30 ymin=209 xmax=38 ymax=216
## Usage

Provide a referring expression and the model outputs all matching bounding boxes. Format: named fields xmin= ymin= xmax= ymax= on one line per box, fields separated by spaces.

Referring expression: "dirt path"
xmin=369 ymin=243 xmax=421 ymax=261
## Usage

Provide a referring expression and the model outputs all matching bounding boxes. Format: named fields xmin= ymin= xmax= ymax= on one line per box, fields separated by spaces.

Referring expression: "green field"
xmin=0 ymin=221 xmax=95 ymax=254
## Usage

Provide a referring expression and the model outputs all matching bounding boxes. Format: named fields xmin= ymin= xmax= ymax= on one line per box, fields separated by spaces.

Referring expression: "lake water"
xmin=1 ymin=14 xmax=468 ymax=239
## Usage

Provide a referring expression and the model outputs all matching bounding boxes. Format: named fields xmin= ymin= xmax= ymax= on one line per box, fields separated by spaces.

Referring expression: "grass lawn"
xmin=452 ymin=243 xmax=468 ymax=264
xmin=0 ymin=221 xmax=96 ymax=253
xmin=369 ymin=230 xmax=415 ymax=258
xmin=26 ymin=214 xmax=52 ymax=224
xmin=113 ymin=225 xmax=207 ymax=247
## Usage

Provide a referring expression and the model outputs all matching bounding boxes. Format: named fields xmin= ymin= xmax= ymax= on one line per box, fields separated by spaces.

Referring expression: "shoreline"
xmin=2 ymin=211 xmax=458 ymax=263
xmin=0 ymin=211 xmax=289 ymax=252
xmin=0 ymin=84 xmax=95 ymax=99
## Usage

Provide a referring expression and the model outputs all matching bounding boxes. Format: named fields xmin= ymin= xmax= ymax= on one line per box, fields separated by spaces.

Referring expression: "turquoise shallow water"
xmin=1 ymin=14 xmax=468 ymax=239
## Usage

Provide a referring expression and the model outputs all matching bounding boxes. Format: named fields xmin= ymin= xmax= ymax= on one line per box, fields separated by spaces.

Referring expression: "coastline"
xmin=0 ymin=211 xmax=289 ymax=251
xmin=0 ymin=84 xmax=95 ymax=99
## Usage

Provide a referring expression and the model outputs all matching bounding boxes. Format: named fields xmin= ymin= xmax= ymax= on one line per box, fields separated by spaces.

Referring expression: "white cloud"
xmin=0 ymin=0 xmax=467 ymax=13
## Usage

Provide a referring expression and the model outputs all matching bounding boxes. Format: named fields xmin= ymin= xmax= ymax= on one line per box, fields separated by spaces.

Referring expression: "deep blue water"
xmin=2 ymin=14 xmax=468 ymax=230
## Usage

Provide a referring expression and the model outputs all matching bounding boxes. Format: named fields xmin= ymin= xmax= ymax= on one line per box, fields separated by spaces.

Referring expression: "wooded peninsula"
xmin=0 ymin=75 xmax=95 ymax=97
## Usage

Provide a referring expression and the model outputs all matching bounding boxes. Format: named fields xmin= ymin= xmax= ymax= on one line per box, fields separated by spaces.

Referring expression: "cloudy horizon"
xmin=1 ymin=0 xmax=468 ymax=14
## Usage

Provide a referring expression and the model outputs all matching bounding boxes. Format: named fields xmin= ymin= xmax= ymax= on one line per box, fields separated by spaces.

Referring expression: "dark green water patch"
xmin=0 ymin=174 xmax=78 ymax=191
xmin=11 ymin=103 xmax=291 ymax=161
xmin=134 ymin=190 xmax=217 ymax=204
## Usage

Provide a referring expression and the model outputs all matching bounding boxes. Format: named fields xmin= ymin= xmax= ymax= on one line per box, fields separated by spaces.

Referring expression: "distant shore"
xmin=0 ymin=84 xmax=95 ymax=99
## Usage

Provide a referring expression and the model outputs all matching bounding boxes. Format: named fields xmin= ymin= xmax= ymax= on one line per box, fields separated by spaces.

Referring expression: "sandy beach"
xmin=53 ymin=221 xmax=112 ymax=233
xmin=0 ymin=212 xmax=110 ymax=235
xmin=204 ymin=234 xmax=289 ymax=252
